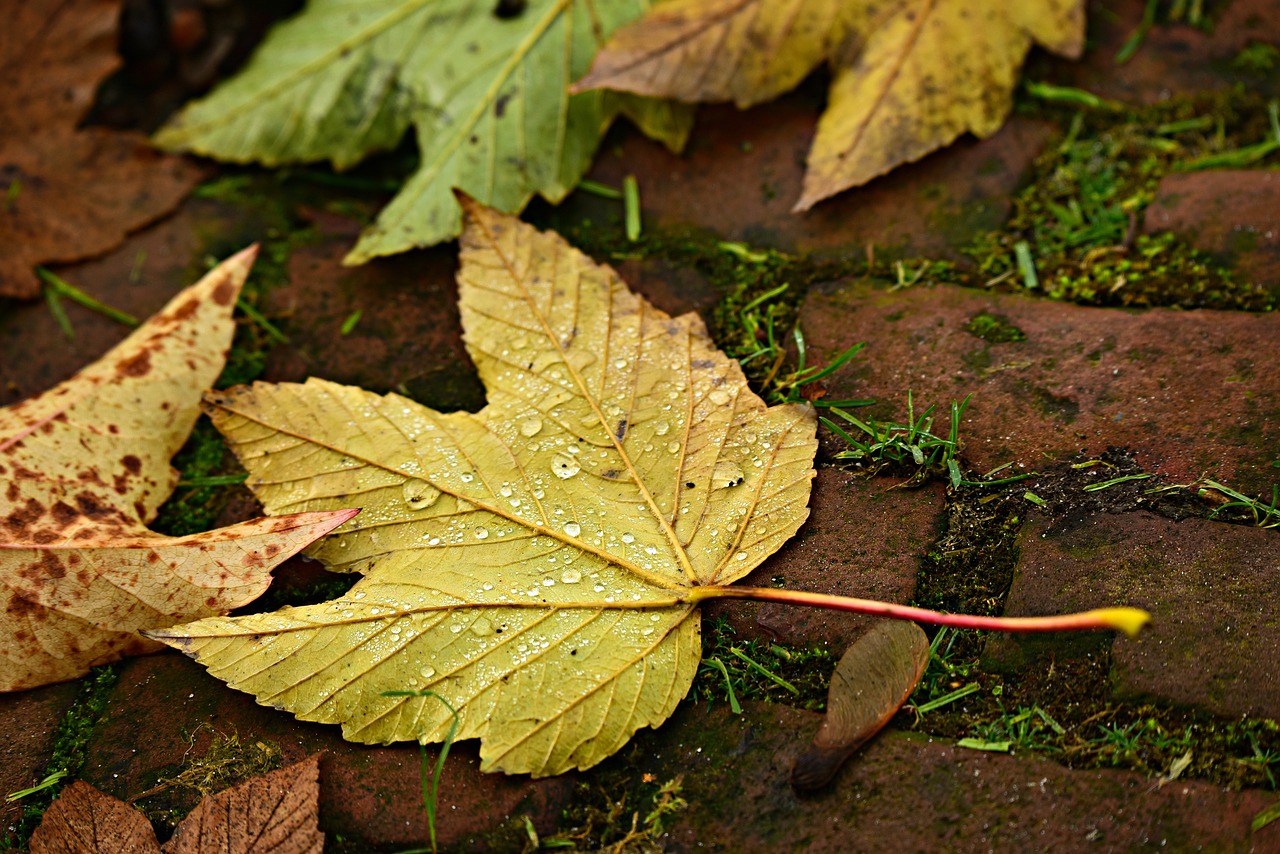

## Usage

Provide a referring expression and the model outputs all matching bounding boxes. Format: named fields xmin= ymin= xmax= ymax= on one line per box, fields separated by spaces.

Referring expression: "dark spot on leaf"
xmin=691 ymin=359 xmax=714 ymax=370
xmin=5 ymin=497 xmax=45 ymax=532
xmin=118 ymin=349 xmax=152 ymax=377
xmin=614 ymin=419 xmax=627 ymax=441
xmin=39 ymin=550 xmax=66 ymax=579
xmin=74 ymin=492 xmax=110 ymax=518
xmin=173 ymin=297 xmax=200 ymax=320
xmin=146 ymin=550 xmax=161 ymax=563
xmin=601 ymin=469 xmax=620 ymax=480
xmin=685 ymin=482 xmax=696 ymax=489
xmin=212 ymin=278 xmax=235 ymax=306
xmin=122 ymin=455 xmax=141 ymax=475
xmin=493 ymin=0 xmax=525 ymax=18
xmin=51 ymin=501 xmax=78 ymax=525
xmin=495 ymin=92 xmax=512 ymax=117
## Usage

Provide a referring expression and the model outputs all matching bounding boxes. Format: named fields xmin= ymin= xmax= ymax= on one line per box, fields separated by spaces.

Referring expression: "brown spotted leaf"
xmin=791 ymin=620 xmax=929 ymax=791
xmin=0 ymin=250 xmax=357 ymax=691
xmin=574 ymin=0 xmax=1084 ymax=210
xmin=28 ymin=781 xmax=161 ymax=854
xmin=0 ymin=0 xmax=203 ymax=299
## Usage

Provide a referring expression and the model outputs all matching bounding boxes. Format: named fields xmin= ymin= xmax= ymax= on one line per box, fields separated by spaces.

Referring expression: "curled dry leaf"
xmin=0 ymin=0 xmax=203 ymax=299
xmin=0 ymin=249 xmax=356 ymax=691
xmin=28 ymin=755 xmax=324 ymax=854
xmin=150 ymin=196 xmax=819 ymax=777
xmin=791 ymin=620 xmax=930 ymax=791
xmin=574 ymin=0 xmax=1085 ymax=210
xmin=152 ymin=0 xmax=692 ymax=264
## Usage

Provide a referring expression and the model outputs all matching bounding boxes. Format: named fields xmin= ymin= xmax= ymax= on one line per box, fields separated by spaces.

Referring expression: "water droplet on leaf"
xmin=402 ymin=479 xmax=442 ymax=510
xmin=552 ymin=452 xmax=581 ymax=479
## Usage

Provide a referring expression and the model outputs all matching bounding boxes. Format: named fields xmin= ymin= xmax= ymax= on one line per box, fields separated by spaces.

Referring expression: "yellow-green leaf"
xmin=0 ymin=250 xmax=357 ymax=691
xmin=152 ymin=0 xmax=686 ymax=264
xmin=574 ymin=0 xmax=1085 ymax=210
xmin=151 ymin=197 xmax=818 ymax=777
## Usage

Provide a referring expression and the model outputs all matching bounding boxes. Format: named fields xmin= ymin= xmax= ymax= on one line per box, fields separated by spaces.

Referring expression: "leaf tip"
xmin=226 ymin=243 xmax=261 ymax=273
xmin=452 ymin=188 xmax=483 ymax=221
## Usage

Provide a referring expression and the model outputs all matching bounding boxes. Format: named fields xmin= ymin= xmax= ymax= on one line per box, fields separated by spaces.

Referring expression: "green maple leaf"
xmin=153 ymin=0 xmax=690 ymax=264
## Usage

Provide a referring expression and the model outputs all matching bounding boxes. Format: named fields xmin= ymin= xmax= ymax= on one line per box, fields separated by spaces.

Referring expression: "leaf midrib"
xmin=468 ymin=213 xmax=702 ymax=586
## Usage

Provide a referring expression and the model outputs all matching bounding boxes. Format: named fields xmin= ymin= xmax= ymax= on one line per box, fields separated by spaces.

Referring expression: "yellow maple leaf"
xmin=573 ymin=0 xmax=1085 ymax=210
xmin=151 ymin=198 xmax=1146 ymax=777
xmin=0 ymin=251 xmax=355 ymax=691
xmin=152 ymin=197 xmax=819 ymax=777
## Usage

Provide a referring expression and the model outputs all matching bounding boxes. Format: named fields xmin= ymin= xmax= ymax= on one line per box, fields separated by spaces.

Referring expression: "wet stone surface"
xmin=799 ymin=279 xmax=1280 ymax=494
xmin=1144 ymin=170 xmax=1280 ymax=289
xmin=0 ymin=682 xmax=80 ymax=833
xmin=988 ymin=511 xmax=1280 ymax=721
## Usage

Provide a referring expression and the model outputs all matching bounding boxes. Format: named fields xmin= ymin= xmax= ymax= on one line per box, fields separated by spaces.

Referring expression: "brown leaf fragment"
xmin=576 ymin=0 xmax=1084 ymax=211
xmin=161 ymin=754 xmax=324 ymax=854
xmin=0 ymin=0 xmax=203 ymax=299
xmin=29 ymin=781 xmax=161 ymax=854
xmin=28 ymin=757 xmax=325 ymax=854
xmin=791 ymin=620 xmax=929 ymax=791
xmin=573 ymin=0 xmax=859 ymax=108
xmin=796 ymin=0 xmax=1084 ymax=211
xmin=0 ymin=249 xmax=358 ymax=691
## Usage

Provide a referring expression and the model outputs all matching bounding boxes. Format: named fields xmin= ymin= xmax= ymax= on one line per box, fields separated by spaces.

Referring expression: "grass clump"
xmin=965 ymin=88 xmax=1278 ymax=310
xmin=3 ymin=666 xmax=119 ymax=850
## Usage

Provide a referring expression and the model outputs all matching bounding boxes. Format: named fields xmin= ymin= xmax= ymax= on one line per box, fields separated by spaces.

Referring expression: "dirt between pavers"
xmin=800 ymin=278 xmax=1280 ymax=495
xmin=640 ymin=703 xmax=1277 ymax=853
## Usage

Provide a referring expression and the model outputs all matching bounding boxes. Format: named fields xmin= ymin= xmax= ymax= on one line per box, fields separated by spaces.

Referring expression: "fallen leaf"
xmin=574 ymin=0 xmax=1084 ymax=210
xmin=153 ymin=0 xmax=693 ymax=264
xmin=163 ymin=754 xmax=323 ymax=854
xmin=150 ymin=196 xmax=819 ymax=777
xmin=28 ymin=781 xmax=160 ymax=854
xmin=0 ymin=250 xmax=357 ymax=691
xmin=27 ymin=755 xmax=324 ymax=854
xmin=0 ymin=0 xmax=203 ymax=299
xmin=790 ymin=620 xmax=929 ymax=791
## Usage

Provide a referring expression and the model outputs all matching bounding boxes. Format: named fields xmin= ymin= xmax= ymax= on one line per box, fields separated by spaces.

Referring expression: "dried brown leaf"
xmin=28 ymin=756 xmax=324 ymax=854
xmin=575 ymin=0 xmax=1084 ymax=210
xmin=0 ymin=0 xmax=202 ymax=299
xmin=162 ymin=754 xmax=324 ymax=854
xmin=28 ymin=782 xmax=161 ymax=854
